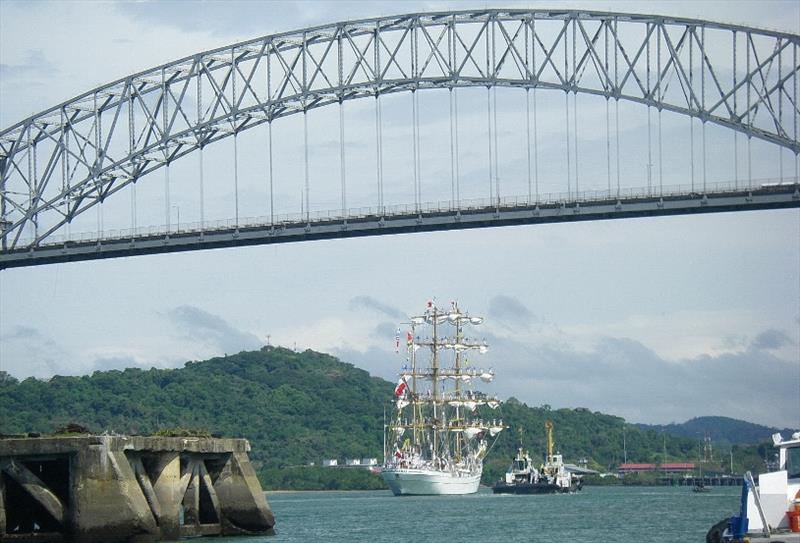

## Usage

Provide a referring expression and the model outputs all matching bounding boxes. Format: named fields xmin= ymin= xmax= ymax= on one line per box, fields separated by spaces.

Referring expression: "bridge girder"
xmin=1 ymin=9 xmax=799 ymax=252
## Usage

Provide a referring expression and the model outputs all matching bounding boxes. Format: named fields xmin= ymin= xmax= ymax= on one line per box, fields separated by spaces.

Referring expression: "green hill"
xmin=0 ymin=347 xmax=392 ymax=490
xmin=0 ymin=347 xmax=749 ymax=489
xmin=636 ymin=416 xmax=796 ymax=446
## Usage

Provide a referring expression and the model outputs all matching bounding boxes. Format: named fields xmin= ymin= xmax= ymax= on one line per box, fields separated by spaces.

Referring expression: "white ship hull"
xmin=381 ymin=467 xmax=481 ymax=495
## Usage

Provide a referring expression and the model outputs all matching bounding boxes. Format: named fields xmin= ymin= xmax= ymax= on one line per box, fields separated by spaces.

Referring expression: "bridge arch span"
xmin=1 ymin=9 xmax=798 ymax=253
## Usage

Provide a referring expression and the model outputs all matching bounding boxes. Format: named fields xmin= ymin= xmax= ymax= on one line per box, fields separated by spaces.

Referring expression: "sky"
xmin=0 ymin=0 xmax=798 ymax=430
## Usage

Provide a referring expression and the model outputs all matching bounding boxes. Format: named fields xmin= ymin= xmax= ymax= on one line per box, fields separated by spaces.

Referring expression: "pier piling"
xmin=0 ymin=435 xmax=275 ymax=542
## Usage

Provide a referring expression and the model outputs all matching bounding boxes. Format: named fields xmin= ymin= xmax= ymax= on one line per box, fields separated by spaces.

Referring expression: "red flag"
xmin=406 ymin=331 xmax=413 ymax=346
xmin=394 ymin=378 xmax=407 ymax=397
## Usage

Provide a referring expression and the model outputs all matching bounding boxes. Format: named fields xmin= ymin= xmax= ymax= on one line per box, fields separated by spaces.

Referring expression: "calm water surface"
xmin=216 ymin=486 xmax=739 ymax=542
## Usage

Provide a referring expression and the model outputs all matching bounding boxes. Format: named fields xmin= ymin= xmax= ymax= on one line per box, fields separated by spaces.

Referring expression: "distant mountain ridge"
xmin=636 ymin=416 xmax=796 ymax=446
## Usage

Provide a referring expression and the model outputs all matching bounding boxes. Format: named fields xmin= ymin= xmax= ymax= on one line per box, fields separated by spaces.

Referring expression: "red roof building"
xmin=617 ymin=462 xmax=696 ymax=475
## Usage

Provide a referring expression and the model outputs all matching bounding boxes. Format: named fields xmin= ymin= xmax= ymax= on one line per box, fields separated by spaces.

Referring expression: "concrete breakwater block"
xmin=0 ymin=435 xmax=275 ymax=542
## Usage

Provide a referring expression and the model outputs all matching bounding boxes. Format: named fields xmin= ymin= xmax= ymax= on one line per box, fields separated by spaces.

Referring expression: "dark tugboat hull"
xmin=492 ymin=482 xmax=575 ymax=494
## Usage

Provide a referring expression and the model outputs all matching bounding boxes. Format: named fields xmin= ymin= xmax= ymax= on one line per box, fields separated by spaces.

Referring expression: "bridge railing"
xmin=10 ymin=178 xmax=797 ymax=250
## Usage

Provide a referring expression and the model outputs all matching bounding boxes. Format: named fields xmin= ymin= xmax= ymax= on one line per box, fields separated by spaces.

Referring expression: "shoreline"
xmin=266 ymin=489 xmax=391 ymax=494
xmin=265 ymin=483 xmax=742 ymax=493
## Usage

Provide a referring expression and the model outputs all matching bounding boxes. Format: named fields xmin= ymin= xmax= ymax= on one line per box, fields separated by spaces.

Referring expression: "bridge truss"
xmin=1 ymin=9 xmax=798 ymax=267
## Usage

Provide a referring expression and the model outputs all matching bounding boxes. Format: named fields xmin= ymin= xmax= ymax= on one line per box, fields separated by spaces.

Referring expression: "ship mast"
xmin=410 ymin=321 xmax=420 ymax=448
xmin=383 ymin=407 xmax=387 ymax=464
xmin=453 ymin=302 xmax=463 ymax=461
xmin=431 ymin=304 xmax=440 ymax=462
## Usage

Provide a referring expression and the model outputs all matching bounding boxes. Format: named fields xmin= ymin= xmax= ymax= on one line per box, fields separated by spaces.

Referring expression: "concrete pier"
xmin=0 ymin=435 xmax=275 ymax=542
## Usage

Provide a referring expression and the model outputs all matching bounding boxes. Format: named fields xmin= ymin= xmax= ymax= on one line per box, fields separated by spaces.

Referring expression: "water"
xmin=212 ymin=486 xmax=739 ymax=542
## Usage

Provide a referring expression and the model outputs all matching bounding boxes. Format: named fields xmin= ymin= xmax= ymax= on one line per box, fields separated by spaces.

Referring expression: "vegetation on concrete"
xmin=153 ymin=428 xmax=213 ymax=438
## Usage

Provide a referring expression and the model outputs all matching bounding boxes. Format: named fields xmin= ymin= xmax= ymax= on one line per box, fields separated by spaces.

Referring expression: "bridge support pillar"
xmin=151 ymin=452 xmax=181 ymax=540
xmin=0 ymin=436 xmax=275 ymax=542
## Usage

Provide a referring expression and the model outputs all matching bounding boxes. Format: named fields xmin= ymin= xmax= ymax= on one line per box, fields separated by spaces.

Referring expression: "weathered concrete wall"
xmin=0 ymin=436 xmax=274 ymax=542
xmin=216 ymin=452 xmax=276 ymax=534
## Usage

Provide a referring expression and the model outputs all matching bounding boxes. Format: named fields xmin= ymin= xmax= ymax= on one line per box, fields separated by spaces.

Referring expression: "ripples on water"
xmin=215 ymin=486 xmax=740 ymax=542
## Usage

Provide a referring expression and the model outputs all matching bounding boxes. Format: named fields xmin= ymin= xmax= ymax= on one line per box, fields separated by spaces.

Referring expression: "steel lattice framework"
xmin=1 ymin=9 xmax=799 ymax=253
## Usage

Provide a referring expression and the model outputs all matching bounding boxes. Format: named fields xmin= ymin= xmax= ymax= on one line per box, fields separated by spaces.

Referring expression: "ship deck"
xmin=744 ymin=532 xmax=800 ymax=542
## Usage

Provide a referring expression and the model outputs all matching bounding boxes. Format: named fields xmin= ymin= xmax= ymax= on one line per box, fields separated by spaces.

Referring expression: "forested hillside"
xmin=0 ymin=347 xmax=764 ymax=488
xmin=0 ymin=347 xmax=390 ymax=475
xmin=637 ymin=416 xmax=796 ymax=445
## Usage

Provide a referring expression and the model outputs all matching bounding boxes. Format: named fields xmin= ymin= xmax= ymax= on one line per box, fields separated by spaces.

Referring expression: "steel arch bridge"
xmin=1 ymin=9 xmax=799 ymax=268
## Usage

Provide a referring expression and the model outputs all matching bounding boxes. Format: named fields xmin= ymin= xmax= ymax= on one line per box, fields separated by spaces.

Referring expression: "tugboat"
xmin=381 ymin=300 xmax=505 ymax=495
xmin=492 ymin=421 xmax=581 ymax=494
xmin=694 ymin=465 xmax=711 ymax=492
xmin=706 ymin=431 xmax=800 ymax=542
xmin=693 ymin=480 xmax=711 ymax=493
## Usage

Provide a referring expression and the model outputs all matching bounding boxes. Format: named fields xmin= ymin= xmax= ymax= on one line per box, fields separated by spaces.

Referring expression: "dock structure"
xmin=0 ymin=435 xmax=275 ymax=542
xmin=661 ymin=475 xmax=745 ymax=487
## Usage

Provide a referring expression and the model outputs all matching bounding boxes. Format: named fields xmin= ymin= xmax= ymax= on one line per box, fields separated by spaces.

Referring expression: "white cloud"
xmin=0 ymin=1 xmax=238 ymax=126
xmin=304 ymin=297 xmax=799 ymax=428
xmin=348 ymin=296 xmax=406 ymax=321
xmin=0 ymin=326 xmax=72 ymax=378
xmin=270 ymin=313 xmax=388 ymax=355
xmin=561 ymin=309 xmax=796 ymax=360
xmin=341 ymin=320 xmax=800 ymax=428
xmin=168 ymin=305 xmax=263 ymax=353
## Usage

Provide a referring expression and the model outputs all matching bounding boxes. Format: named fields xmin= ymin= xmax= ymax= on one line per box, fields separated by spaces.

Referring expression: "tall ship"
xmin=381 ymin=300 xmax=505 ymax=495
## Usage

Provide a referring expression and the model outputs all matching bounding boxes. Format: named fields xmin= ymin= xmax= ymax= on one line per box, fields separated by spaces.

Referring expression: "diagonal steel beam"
xmin=2 ymin=9 xmax=798 ymax=253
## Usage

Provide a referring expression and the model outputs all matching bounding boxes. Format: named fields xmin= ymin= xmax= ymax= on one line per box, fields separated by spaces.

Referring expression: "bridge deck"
xmin=2 ymin=184 xmax=798 ymax=269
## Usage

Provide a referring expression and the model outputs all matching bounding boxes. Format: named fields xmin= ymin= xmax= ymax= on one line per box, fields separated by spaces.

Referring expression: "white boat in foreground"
xmin=707 ymin=431 xmax=800 ymax=542
xmin=381 ymin=300 xmax=504 ymax=496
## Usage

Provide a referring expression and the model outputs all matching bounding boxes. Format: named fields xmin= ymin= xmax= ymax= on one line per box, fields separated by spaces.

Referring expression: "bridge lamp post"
xmin=0 ymin=219 xmax=9 ymax=251
xmin=171 ymin=205 xmax=180 ymax=234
